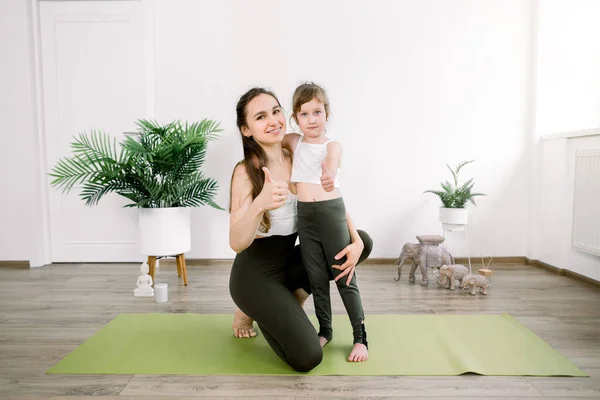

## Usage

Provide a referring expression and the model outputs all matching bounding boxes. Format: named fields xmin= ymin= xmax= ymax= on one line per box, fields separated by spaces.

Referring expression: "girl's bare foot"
xmin=232 ymin=308 xmax=257 ymax=338
xmin=348 ymin=343 xmax=368 ymax=362
xmin=319 ymin=336 xmax=329 ymax=348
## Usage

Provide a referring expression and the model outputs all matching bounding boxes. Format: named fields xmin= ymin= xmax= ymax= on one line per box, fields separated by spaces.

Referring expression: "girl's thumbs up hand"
xmin=320 ymin=161 xmax=335 ymax=192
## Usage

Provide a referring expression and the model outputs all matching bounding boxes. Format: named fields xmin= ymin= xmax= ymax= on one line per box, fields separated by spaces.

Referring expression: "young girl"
xmin=283 ymin=82 xmax=369 ymax=363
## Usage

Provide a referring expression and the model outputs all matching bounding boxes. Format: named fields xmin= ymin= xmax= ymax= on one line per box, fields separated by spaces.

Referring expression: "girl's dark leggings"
xmin=297 ymin=197 xmax=366 ymax=345
xmin=229 ymin=229 xmax=372 ymax=372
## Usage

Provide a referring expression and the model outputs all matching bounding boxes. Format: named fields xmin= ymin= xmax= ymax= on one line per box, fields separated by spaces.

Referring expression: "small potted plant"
xmin=49 ymin=118 xmax=224 ymax=257
xmin=424 ymin=160 xmax=485 ymax=230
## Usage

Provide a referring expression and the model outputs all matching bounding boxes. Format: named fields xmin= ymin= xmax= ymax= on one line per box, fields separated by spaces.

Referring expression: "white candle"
xmin=154 ymin=283 xmax=168 ymax=303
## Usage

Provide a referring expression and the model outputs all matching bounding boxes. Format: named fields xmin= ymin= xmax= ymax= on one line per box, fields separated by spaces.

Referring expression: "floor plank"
xmin=527 ymin=368 xmax=600 ymax=398
xmin=0 ymin=263 xmax=598 ymax=398
xmin=120 ymin=375 xmax=543 ymax=397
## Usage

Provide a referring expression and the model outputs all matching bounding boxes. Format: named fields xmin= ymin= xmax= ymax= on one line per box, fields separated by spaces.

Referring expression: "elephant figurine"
xmin=437 ymin=264 xmax=469 ymax=290
xmin=461 ymin=274 xmax=489 ymax=295
xmin=393 ymin=236 xmax=455 ymax=286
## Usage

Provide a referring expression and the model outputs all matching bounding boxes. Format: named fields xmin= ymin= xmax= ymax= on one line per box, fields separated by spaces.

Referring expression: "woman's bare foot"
xmin=348 ymin=343 xmax=368 ymax=362
xmin=232 ymin=290 xmax=307 ymax=338
xmin=319 ymin=336 xmax=329 ymax=348
xmin=232 ymin=308 xmax=257 ymax=338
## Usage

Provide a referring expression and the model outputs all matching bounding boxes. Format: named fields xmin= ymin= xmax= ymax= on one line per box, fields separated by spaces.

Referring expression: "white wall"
xmin=0 ymin=0 xmax=36 ymax=261
xmin=154 ymin=0 xmax=533 ymax=259
xmin=0 ymin=0 xmax=546 ymax=263
xmin=530 ymin=0 xmax=600 ymax=280
xmin=535 ymin=136 xmax=600 ymax=281
xmin=0 ymin=0 xmax=591 ymax=279
xmin=535 ymin=0 xmax=600 ymax=137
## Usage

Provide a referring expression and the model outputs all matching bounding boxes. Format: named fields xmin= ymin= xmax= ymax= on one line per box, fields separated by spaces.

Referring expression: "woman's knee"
xmin=288 ymin=344 xmax=323 ymax=372
xmin=357 ymin=230 xmax=373 ymax=264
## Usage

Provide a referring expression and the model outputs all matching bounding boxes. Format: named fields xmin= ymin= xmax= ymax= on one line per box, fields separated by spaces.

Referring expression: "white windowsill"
xmin=541 ymin=127 xmax=600 ymax=141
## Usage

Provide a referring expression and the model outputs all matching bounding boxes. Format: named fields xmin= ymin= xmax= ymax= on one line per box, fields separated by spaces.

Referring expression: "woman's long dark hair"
xmin=230 ymin=88 xmax=282 ymax=233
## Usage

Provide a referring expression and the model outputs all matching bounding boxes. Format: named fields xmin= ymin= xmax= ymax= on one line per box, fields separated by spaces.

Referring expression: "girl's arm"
xmin=325 ymin=141 xmax=342 ymax=175
xmin=321 ymin=141 xmax=342 ymax=192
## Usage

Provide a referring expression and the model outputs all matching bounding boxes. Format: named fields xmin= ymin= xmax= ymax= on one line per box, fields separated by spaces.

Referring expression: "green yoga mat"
xmin=47 ymin=313 xmax=586 ymax=376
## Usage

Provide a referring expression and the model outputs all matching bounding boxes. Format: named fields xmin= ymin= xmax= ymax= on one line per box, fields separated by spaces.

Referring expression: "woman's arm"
xmin=229 ymin=164 xmax=264 ymax=253
xmin=332 ymin=210 xmax=365 ymax=285
xmin=321 ymin=141 xmax=364 ymax=283
xmin=346 ymin=211 xmax=364 ymax=248
xmin=229 ymin=164 xmax=289 ymax=253
xmin=282 ymin=133 xmax=301 ymax=155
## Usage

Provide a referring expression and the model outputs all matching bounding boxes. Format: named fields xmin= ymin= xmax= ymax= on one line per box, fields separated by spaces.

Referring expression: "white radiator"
xmin=572 ymin=149 xmax=600 ymax=256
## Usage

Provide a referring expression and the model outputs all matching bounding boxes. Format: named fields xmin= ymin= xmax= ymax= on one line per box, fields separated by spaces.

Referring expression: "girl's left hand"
xmin=332 ymin=238 xmax=364 ymax=285
xmin=320 ymin=161 xmax=335 ymax=192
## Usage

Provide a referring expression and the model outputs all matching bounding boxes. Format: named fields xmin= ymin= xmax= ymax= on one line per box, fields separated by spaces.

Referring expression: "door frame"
xmin=26 ymin=0 xmax=156 ymax=267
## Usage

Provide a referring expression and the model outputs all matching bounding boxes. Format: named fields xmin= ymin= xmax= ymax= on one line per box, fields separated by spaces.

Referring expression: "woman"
xmin=228 ymin=87 xmax=373 ymax=372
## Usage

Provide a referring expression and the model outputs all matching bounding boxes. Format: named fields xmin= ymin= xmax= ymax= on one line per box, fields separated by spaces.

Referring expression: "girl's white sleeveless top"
xmin=290 ymin=139 xmax=341 ymax=188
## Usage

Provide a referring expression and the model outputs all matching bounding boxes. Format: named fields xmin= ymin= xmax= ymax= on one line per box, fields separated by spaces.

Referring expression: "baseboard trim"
xmin=23 ymin=255 xmax=599 ymax=289
xmin=162 ymin=256 xmax=528 ymax=267
xmin=454 ymin=256 xmax=527 ymax=265
xmin=159 ymin=258 xmax=232 ymax=267
xmin=361 ymin=258 xmax=394 ymax=266
xmin=362 ymin=256 xmax=527 ymax=266
xmin=525 ymin=257 xmax=600 ymax=289
xmin=0 ymin=261 xmax=30 ymax=269
xmin=176 ymin=256 xmax=599 ymax=289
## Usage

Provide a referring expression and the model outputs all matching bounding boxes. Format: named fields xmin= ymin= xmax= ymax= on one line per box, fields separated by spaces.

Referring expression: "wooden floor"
xmin=1 ymin=261 xmax=599 ymax=399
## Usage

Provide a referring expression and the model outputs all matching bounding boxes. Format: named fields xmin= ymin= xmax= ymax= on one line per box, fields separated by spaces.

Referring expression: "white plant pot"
xmin=138 ymin=207 xmax=191 ymax=256
xmin=439 ymin=207 xmax=468 ymax=231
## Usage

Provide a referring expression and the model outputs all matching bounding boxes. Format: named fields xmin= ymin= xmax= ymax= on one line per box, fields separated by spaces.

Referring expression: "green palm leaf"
xmin=180 ymin=177 xmax=223 ymax=209
xmin=49 ymin=118 xmax=224 ymax=210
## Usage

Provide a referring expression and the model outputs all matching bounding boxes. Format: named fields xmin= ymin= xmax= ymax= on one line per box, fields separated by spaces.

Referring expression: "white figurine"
xmin=133 ymin=262 xmax=154 ymax=297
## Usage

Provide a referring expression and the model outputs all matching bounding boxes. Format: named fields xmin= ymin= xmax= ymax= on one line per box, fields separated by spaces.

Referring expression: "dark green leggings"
xmin=229 ymin=230 xmax=372 ymax=372
xmin=297 ymin=197 xmax=366 ymax=345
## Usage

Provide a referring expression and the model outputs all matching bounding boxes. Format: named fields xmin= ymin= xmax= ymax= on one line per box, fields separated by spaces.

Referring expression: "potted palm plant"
xmin=424 ymin=160 xmax=485 ymax=230
xmin=49 ymin=119 xmax=223 ymax=257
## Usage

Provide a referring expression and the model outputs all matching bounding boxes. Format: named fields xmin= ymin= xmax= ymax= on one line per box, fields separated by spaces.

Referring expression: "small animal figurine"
xmin=393 ymin=235 xmax=454 ymax=286
xmin=134 ymin=262 xmax=154 ymax=297
xmin=461 ymin=274 xmax=489 ymax=295
xmin=437 ymin=264 xmax=469 ymax=290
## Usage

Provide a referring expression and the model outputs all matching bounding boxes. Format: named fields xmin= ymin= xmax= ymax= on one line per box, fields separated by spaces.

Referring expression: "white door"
xmin=40 ymin=0 xmax=153 ymax=262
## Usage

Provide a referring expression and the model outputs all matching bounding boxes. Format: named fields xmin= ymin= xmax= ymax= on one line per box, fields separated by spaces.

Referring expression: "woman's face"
xmin=242 ymin=94 xmax=286 ymax=145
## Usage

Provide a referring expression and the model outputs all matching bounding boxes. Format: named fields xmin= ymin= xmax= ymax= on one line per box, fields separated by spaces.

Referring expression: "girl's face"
xmin=296 ymin=98 xmax=327 ymax=140
xmin=242 ymin=94 xmax=286 ymax=145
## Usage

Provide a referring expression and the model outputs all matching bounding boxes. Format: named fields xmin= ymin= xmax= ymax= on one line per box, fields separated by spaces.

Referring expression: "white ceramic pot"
xmin=439 ymin=207 xmax=468 ymax=231
xmin=138 ymin=207 xmax=191 ymax=256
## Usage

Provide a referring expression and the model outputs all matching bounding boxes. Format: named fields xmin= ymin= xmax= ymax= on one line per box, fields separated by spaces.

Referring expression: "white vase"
xmin=439 ymin=207 xmax=468 ymax=231
xmin=138 ymin=207 xmax=191 ymax=256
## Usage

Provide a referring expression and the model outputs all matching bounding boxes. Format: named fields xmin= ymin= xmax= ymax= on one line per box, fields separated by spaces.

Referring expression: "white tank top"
xmin=290 ymin=138 xmax=341 ymax=188
xmin=255 ymin=193 xmax=298 ymax=237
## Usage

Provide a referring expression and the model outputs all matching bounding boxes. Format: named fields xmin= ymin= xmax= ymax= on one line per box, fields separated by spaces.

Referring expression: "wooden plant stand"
xmin=147 ymin=254 xmax=188 ymax=286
